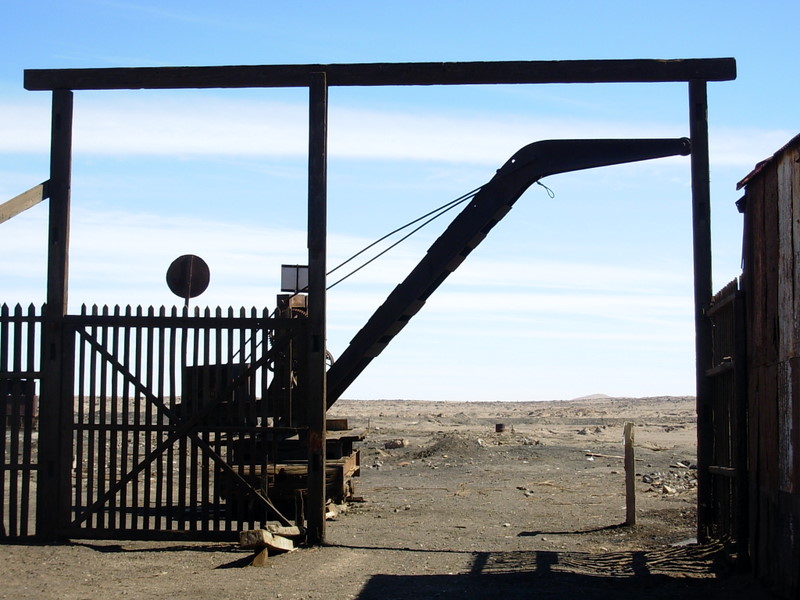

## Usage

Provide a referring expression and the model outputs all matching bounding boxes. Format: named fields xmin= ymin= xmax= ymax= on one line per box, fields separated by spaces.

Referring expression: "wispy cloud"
xmin=1 ymin=94 xmax=789 ymax=169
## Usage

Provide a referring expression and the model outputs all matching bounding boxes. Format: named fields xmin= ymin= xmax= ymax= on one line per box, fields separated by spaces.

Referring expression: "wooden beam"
xmin=24 ymin=58 xmax=736 ymax=91
xmin=305 ymin=72 xmax=328 ymax=545
xmin=36 ymin=89 xmax=74 ymax=540
xmin=0 ymin=182 xmax=49 ymax=224
xmin=689 ymin=79 xmax=714 ymax=544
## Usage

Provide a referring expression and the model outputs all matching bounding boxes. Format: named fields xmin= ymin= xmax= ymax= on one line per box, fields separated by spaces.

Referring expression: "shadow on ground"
xmin=356 ymin=544 xmax=776 ymax=600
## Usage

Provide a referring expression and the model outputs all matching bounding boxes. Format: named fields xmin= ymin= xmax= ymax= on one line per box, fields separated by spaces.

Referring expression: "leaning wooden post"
xmin=624 ymin=422 xmax=636 ymax=526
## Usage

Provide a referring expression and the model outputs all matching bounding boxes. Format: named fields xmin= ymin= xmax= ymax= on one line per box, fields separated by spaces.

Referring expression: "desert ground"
xmin=0 ymin=396 xmax=777 ymax=599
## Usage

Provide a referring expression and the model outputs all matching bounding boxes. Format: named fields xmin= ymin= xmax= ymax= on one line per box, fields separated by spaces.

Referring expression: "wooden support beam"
xmin=24 ymin=58 xmax=736 ymax=91
xmin=36 ymin=89 xmax=74 ymax=540
xmin=305 ymin=72 xmax=328 ymax=545
xmin=0 ymin=181 xmax=49 ymax=224
xmin=689 ymin=79 xmax=714 ymax=544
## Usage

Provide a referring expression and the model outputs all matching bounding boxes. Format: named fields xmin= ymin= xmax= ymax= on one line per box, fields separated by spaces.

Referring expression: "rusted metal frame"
xmin=23 ymin=58 xmax=737 ymax=91
xmin=69 ymin=335 xmax=292 ymax=529
xmin=306 ymin=71 xmax=328 ymax=544
xmin=689 ymin=79 xmax=715 ymax=543
xmin=36 ymin=89 xmax=74 ymax=541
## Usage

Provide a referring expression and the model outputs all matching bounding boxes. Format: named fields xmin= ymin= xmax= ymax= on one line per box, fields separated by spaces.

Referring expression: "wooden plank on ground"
xmin=239 ymin=528 xmax=295 ymax=552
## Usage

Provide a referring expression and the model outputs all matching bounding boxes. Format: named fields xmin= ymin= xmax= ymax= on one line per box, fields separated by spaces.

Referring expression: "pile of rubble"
xmin=641 ymin=461 xmax=697 ymax=495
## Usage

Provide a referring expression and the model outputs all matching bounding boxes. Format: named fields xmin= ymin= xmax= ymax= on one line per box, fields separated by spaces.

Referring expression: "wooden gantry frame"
xmin=20 ymin=58 xmax=735 ymax=543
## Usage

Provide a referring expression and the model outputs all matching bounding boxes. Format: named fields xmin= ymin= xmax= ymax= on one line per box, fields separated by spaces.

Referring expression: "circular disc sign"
xmin=166 ymin=254 xmax=210 ymax=300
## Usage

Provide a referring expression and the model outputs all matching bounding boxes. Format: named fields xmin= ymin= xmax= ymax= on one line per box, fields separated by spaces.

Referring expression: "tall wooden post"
xmin=689 ymin=79 xmax=714 ymax=543
xmin=36 ymin=89 xmax=74 ymax=540
xmin=306 ymin=72 xmax=328 ymax=544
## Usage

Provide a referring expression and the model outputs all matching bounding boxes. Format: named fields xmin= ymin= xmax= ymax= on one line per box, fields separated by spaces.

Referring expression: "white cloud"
xmin=1 ymin=94 xmax=788 ymax=170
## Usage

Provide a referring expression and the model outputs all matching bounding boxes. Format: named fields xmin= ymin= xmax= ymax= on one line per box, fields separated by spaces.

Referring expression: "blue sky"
xmin=1 ymin=1 xmax=798 ymax=401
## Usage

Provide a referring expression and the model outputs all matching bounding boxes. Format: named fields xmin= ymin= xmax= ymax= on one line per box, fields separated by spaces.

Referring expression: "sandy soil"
xmin=0 ymin=396 xmax=777 ymax=599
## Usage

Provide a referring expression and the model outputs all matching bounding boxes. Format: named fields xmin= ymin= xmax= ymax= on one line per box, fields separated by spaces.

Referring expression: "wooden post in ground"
xmin=688 ymin=79 xmax=714 ymax=543
xmin=624 ymin=422 xmax=636 ymax=526
xmin=305 ymin=72 xmax=328 ymax=545
xmin=36 ymin=89 xmax=74 ymax=540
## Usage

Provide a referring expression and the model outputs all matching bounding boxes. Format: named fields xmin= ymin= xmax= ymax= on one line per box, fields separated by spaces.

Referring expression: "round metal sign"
xmin=166 ymin=254 xmax=210 ymax=300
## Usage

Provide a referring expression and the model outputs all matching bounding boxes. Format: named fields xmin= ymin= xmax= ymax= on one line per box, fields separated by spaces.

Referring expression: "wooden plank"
xmin=791 ymin=357 xmax=800 ymax=495
xmin=763 ymin=364 xmax=779 ymax=492
xmin=108 ymin=306 xmax=120 ymax=529
xmin=778 ymin=361 xmax=794 ymax=493
xmin=24 ymin=58 xmax=737 ymax=91
xmin=794 ymin=143 xmax=800 ymax=360
xmin=239 ymin=528 xmax=295 ymax=551
xmin=0 ymin=182 xmax=48 ymax=225
xmin=777 ymin=152 xmax=795 ymax=360
xmin=709 ymin=465 xmax=736 ymax=477
xmin=747 ymin=178 xmax=766 ymax=365
xmin=763 ymin=164 xmax=780 ymax=365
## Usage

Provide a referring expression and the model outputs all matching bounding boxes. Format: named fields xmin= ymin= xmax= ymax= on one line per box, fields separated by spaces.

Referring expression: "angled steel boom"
xmin=326 ymin=137 xmax=691 ymax=406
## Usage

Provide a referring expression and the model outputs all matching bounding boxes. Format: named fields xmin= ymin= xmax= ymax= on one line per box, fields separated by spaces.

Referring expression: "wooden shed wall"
xmin=740 ymin=135 xmax=800 ymax=597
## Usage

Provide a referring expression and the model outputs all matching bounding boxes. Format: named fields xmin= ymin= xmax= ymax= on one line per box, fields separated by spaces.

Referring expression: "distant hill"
xmin=570 ymin=393 xmax=612 ymax=401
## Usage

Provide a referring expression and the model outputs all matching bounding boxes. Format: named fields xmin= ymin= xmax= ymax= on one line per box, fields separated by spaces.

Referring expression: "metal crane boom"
xmin=326 ymin=137 xmax=691 ymax=406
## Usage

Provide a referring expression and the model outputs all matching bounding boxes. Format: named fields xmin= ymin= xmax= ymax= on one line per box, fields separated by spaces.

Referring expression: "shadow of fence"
xmin=356 ymin=543 xmax=773 ymax=600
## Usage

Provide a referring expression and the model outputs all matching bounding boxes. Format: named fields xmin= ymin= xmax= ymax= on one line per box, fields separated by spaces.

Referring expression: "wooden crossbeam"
xmin=0 ymin=182 xmax=49 ymax=224
xmin=24 ymin=58 xmax=736 ymax=91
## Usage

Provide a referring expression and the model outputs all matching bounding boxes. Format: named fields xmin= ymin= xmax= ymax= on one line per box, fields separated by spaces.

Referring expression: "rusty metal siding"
xmin=740 ymin=134 xmax=800 ymax=598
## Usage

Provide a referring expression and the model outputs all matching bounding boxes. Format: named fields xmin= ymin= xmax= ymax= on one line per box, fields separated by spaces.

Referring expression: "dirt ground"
xmin=0 ymin=396 xmax=778 ymax=599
